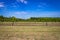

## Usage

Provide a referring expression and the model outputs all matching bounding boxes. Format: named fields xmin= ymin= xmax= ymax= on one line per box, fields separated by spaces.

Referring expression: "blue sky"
xmin=0 ymin=0 xmax=60 ymax=19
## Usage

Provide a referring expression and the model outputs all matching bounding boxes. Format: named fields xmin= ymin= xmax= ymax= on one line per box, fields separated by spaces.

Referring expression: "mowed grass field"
xmin=0 ymin=26 xmax=60 ymax=40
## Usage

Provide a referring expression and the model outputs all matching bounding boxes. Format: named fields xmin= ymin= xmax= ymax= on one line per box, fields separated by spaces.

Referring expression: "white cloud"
xmin=15 ymin=11 xmax=28 ymax=14
xmin=17 ymin=0 xmax=28 ymax=4
xmin=0 ymin=2 xmax=4 ymax=7
xmin=10 ymin=2 xmax=20 ymax=7
xmin=24 ymin=1 xmax=27 ymax=4
xmin=38 ymin=5 xmax=43 ymax=8
xmin=20 ymin=0 xmax=24 ymax=3
xmin=38 ymin=2 xmax=48 ymax=8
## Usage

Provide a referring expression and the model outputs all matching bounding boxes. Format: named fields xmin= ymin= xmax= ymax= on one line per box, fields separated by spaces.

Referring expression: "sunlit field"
xmin=0 ymin=26 xmax=60 ymax=40
xmin=0 ymin=0 xmax=60 ymax=40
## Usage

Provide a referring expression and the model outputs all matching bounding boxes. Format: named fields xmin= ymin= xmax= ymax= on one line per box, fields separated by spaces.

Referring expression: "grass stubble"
xmin=0 ymin=26 xmax=60 ymax=40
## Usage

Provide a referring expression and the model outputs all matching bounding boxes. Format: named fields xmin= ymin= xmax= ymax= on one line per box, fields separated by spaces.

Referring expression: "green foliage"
xmin=0 ymin=15 xmax=4 ymax=22
xmin=0 ymin=15 xmax=60 ymax=22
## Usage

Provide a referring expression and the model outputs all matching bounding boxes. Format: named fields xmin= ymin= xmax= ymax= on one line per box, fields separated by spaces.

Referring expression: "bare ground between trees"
xmin=0 ymin=22 xmax=60 ymax=26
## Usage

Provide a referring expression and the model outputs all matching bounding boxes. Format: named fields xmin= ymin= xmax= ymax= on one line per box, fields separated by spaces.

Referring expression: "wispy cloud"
xmin=15 ymin=11 xmax=28 ymax=14
xmin=23 ymin=1 xmax=27 ymax=4
xmin=38 ymin=5 xmax=43 ymax=8
xmin=17 ymin=0 xmax=28 ymax=4
xmin=38 ymin=2 xmax=48 ymax=8
xmin=0 ymin=2 xmax=4 ymax=7
xmin=37 ymin=11 xmax=60 ymax=17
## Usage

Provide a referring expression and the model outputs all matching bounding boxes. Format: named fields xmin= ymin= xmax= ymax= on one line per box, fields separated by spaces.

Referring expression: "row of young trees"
xmin=0 ymin=15 xmax=60 ymax=22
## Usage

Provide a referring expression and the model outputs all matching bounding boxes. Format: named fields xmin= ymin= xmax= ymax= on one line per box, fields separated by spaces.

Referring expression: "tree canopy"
xmin=0 ymin=15 xmax=60 ymax=22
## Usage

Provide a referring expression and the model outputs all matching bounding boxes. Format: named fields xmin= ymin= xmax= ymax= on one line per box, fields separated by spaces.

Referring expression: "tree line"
xmin=0 ymin=15 xmax=60 ymax=22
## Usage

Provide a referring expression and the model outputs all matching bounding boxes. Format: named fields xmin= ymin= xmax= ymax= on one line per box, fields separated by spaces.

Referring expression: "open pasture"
xmin=0 ymin=26 xmax=60 ymax=40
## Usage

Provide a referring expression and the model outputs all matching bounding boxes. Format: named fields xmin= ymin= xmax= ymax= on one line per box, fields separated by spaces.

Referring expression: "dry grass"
xmin=0 ymin=22 xmax=60 ymax=26
xmin=0 ymin=26 xmax=60 ymax=40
